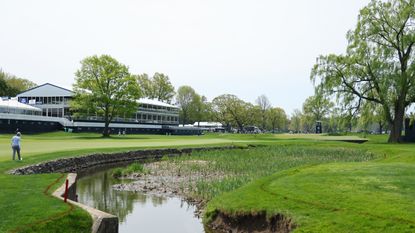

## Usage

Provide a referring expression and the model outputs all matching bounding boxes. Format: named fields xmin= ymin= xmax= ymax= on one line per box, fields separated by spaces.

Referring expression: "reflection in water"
xmin=77 ymin=168 xmax=204 ymax=233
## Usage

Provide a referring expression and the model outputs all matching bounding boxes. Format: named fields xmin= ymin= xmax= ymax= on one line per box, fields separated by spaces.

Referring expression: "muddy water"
xmin=76 ymin=168 xmax=205 ymax=233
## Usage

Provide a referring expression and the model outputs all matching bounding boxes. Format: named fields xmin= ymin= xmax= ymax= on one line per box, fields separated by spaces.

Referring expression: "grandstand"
xmin=1 ymin=83 xmax=201 ymax=135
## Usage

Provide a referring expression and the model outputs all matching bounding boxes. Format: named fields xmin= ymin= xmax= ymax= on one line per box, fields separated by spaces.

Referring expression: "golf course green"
xmin=0 ymin=132 xmax=414 ymax=233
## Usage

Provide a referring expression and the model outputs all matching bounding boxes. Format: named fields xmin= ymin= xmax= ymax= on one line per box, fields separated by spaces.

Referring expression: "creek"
xmin=76 ymin=167 xmax=205 ymax=233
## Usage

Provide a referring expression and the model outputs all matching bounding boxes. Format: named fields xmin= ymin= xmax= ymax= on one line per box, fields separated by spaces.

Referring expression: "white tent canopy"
xmin=137 ymin=98 xmax=178 ymax=109
xmin=193 ymin=122 xmax=223 ymax=127
xmin=0 ymin=98 xmax=42 ymax=112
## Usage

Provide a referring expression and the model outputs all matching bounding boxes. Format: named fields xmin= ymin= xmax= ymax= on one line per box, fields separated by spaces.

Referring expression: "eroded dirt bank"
xmin=207 ymin=212 xmax=295 ymax=233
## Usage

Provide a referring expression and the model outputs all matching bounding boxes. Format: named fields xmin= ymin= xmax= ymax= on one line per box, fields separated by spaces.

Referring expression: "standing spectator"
xmin=11 ymin=132 xmax=22 ymax=161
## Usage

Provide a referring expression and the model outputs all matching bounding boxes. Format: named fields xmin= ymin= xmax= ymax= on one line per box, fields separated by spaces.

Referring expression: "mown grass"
xmin=204 ymin=139 xmax=415 ymax=232
xmin=0 ymin=132 xmax=242 ymax=233
xmin=0 ymin=133 xmax=406 ymax=232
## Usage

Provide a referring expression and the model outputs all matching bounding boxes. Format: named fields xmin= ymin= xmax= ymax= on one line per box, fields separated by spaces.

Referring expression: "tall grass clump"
xmin=164 ymin=145 xmax=377 ymax=201
xmin=112 ymin=162 xmax=148 ymax=178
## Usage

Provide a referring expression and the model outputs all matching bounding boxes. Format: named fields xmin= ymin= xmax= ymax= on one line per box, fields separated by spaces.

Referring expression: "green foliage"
xmin=112 ymin=167 xmax=123 ymax=178
xmin=255 ymin=95 xmax=271 ymax=130
xmin=125 ymin=162 xmax=147 ymax=174
xmin=311 ymin=0 xmax=415 ymax=142
xmin=72 ymin=55 xmax=141 ymax=136
xmin=212 ymin=94 xmax=253 ymax=131
xmin=112 ymin=162 xmax=148 ymax=178
xmin=303 ymin=92 xmax=334 ymax=120
xmin=0 ymin=69 xmax=37 ymax=97
xmin=289 ymin=109 xmax=303 ymax=132
xmin=266 ymin=107 xmax=288 ymax=132
xmin=176 ymin=85 xmax=200 ymax=125
xmin=135 ymin=72 xmax=175 ymax=103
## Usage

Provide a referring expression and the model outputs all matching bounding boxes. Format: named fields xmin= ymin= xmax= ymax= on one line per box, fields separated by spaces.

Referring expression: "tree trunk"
xmin=388 ymin=103 xmax=405 ymax=143
xmin=378 ymin=121 xmax=383 ymax=134
xmin=103 ymin=121 xmax=110 ymax=137
xmin=103 ymin=108 xmax=110 ymax=137
xmin=182 ymin=113 xmax=187 ymax=126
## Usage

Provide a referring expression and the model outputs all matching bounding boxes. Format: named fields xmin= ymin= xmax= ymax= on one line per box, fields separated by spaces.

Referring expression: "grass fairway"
xmin=0 ymin=132 xmax=234 ymax=162
xmin=205 ymin=140 xmax=415 ymax=232
xmin=0 ymin=132 xmax=236 ymax=233
xmin=0 ymin=132 xmax=414 ymax=233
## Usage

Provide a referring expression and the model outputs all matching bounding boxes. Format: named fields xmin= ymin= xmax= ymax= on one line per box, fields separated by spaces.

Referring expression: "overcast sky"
xmin=0 ymin=0 xmax=370 ymax=114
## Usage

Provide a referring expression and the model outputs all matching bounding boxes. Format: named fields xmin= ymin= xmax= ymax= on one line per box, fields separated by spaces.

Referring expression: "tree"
xmin=255 ymin=95 xmax=271 ymax=130
xmin=211 ymin=95 xmax=233 ymax=130
xmin=0 ymin=69 xmax=37 ymax=97
xmin=192 ymin=95 xmax=214 ymax=127
xmin=359 ymin=102 xmax=387 ymax=133
xmin=176 ymin=86 xmax=198 ymax=126
xmin=311 ymin=0 xmax=415 ymax=142
xmin=267 ymin=107 xmax=287 ymax=132
xmin=212 ymin=94 xmax=251 ymax=132
xmin=72 ymin=55 xmax=140 ymax=137
xmin=136 ymin=73 xmax=175 ymax=103
xmin=302 ymin=92 xmax=334 ymax=133
xmin=302 ymin=93 xmax=333 ymax=122
xmin=0 ymin=77 xmax=9 ymax=97
xmin=152 ymin=73 xmax=175 ymax=102
xmin=135 ymin=73 xmax=152 ymax=97
xmin=290 ymin=109 xmax=303 ymax=133
xmin=247 ymin=104 xmax=262 ymax=128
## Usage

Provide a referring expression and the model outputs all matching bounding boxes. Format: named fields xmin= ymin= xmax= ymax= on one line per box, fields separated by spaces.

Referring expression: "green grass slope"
xmin=205 ymin=139 xmax=415 ymax=232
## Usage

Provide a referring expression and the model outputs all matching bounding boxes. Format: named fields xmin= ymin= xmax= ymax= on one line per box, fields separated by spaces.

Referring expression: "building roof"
xmin=16 ymin=83 xmax=178 ymax=109
xmin=17 ymin=83 xmax=74 ymax=97
xmin=193 ymin=122 xmax=223 ymax=127
xmin=137 ymin=98 xmax=179 ymax=109
xmin=0 ymin=98 xmax=42 ymax=111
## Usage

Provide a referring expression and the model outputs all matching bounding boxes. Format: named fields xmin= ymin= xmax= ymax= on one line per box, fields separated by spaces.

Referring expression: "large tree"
xmin=176 ymin=85 xmax=198 ymax=126
xmin=192 ymin=95 xmax=214 ymax=127
xmin=212 ymin=94 xmax=251 ymax=132
xmin=302 ymin=93 xmax=333 ymax=122
xmin=72 ymin=55 xmax=140 ymax=137
xmin=290 ymin=109 xmax=303 ymax=133
xmin=311 ymin=0 xmax=415 ymax=142
xmin=255 ymin=95 xmax=271 ymax=130
xmin=267 ymin=107 xmax=287 ymax=132
xmin=136 ymin=73 xmax=175 ymax=103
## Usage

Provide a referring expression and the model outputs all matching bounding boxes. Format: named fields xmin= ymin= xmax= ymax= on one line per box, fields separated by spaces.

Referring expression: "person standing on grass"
xmin=11 ymin=132 xmax=22 ymax=161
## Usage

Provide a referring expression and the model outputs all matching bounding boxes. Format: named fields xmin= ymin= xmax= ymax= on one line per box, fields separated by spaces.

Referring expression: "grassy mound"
xmin=205 ymin=159 xmax=415 ymax=232
xmin=165 ymin=145 xmax=375 ymax=201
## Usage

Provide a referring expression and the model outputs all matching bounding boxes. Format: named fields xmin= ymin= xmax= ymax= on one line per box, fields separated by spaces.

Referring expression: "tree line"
xmin=289 ymin=90 xmax=386 ymax=135
xmin=71 ymin=55 xmax=289 ymax=136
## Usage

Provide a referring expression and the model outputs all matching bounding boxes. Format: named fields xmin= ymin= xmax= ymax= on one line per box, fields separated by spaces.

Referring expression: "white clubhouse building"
xmin=1 ymin=83 xmax=199 ymax=135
